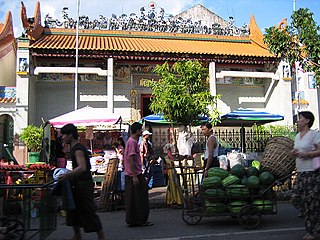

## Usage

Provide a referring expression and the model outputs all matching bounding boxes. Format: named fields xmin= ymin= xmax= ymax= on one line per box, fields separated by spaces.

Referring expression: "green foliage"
xmin=19 ymin=125 xmax=44 ymax=152
xmin=143 ymin=60 xmax=221 ymax=126
xmin=253 ymin=124 xmax=296 ymax=140
xmin=264 ymin=8 xmax=320 ymax=86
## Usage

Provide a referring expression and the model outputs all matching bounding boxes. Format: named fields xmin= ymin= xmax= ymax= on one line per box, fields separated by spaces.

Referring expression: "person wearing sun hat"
xmin=140 ymin=129 xmax=154 ymax=189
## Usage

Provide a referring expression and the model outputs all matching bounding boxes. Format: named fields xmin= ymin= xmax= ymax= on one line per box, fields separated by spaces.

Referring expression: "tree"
xmin=143 ymin=60 xmax=220 ymax=127
xmin=264 ymin=8 xmax=320 ymax=86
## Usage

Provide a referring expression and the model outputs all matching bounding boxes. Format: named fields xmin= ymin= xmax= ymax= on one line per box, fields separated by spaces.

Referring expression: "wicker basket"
xmin=260 ymin=136 xmax=295 ymax=180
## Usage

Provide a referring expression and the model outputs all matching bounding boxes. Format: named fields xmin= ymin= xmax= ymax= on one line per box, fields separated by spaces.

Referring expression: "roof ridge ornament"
xmin=44 ymin=4 xmax=249 ymax=37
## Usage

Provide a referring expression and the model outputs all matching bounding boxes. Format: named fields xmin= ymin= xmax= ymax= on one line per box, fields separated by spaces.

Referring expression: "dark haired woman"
xmin=291 ymin=111 xmax=320 ymax=240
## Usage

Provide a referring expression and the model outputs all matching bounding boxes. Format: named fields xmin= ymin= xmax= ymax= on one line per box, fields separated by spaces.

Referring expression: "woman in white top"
xmin=292 ymin=111 xmax=320 ymax=240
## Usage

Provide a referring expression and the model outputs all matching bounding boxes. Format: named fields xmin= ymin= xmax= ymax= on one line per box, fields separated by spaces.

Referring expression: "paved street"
xmin=45 ymin=201 xmax=305 ymax=240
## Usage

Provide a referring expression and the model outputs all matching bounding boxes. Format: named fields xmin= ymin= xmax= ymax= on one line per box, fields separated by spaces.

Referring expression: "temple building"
xmin=0 ymin=1 xmax=319 ymax=160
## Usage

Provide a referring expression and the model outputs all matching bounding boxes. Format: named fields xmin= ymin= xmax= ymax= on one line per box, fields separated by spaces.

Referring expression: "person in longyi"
xmin=59 ymin=124 xmax=105 ymax=240
xmin=124 ymin=122 xmax=153 ymax=227
xmin=291 ymin=111 xmax=320 ymax=240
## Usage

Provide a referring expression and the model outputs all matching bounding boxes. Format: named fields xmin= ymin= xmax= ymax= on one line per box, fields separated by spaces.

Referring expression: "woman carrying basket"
xmin=291 ymin=111 xmax=320 ymax=240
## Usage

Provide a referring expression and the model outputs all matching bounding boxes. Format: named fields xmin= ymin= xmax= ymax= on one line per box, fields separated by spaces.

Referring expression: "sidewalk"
xmin=148 ymin=186 xmax=167 ymax=207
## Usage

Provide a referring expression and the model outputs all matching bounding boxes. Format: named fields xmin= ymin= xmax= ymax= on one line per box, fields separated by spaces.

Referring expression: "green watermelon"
xmin=247 ymin=175 xmax=260 ymax=188
xmin=202 ymin=176 xmax=222 ymax=189
xmin=246 ymin=166 xmax=259 ymax=176
xmin=241 ymin=176 xmax=248 ymax=185
xmin=228 ymin=200 xmax=248 ymax=213
xmin=252 ymin=199 xmax=273 ymax=211
xmin=208 ymin=167 xmax=229 ymax=180
xmin=205 ymin=189 xmax=226 ymax=198
xmin=226 ymin=185 xmax=250 ymax=197
xmin=230 ymin=164 xmax=246 ymax=178
xmin=222 ymin=175 xmax=240 ymax=187
xmin=259 ymin=171 xmax=275 ymax=186
xmin=205 ymin=201 xmax=227 ymax=213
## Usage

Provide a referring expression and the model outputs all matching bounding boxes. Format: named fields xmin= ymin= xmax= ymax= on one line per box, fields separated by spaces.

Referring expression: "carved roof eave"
xmin=30 ymin=50 xmax=278 ymax=65
xmin=21 ymin=1 xmax=44 ymax=41
xmin=249 ymin=15 xmax=269 ymax=50
xmin=0 ymin=12 xmax=15 ymax=44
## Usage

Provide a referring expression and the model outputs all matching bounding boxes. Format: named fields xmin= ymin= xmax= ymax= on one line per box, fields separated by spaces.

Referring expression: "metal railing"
xmin=151 ymin=127 xmax=293 ymax=155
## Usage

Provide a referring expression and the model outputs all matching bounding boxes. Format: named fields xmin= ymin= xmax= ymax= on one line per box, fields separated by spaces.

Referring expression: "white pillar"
xmin=15 ymin=40 xmax=31 ymax=134
xmin=15 ymin=74 xmax=29 ymax=134
xmin=209 ymin=62 xmax=216 ymax=95
xmin=107 ymin=58 xmax=114 ymax=113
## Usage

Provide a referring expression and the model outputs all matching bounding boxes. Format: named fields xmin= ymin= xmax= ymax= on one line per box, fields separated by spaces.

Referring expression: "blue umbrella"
xmin=140 ymin=114 xmax=170 ymax=124
xmin=218 ymin=108 xmax=284 ymax=127
xmin=217 ymin=108 xmax=284 ymax=152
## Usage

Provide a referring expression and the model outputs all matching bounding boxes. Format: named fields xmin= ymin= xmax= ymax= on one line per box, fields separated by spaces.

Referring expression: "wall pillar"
xmin=15 ymin=38 xmax=30 ymax=134
xmin=209 ymin=62 xmax=216 ymax=96
xmin=107 ymin=58 xmax=114 ymax=113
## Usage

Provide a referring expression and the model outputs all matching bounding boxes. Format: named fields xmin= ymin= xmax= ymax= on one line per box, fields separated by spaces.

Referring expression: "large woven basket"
xmin=260 ymin=136 xmax=295 ymax=180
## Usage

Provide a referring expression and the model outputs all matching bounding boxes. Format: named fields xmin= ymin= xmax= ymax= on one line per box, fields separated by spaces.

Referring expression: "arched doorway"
xmin=0 ymin=114 xmax=14 ymax=160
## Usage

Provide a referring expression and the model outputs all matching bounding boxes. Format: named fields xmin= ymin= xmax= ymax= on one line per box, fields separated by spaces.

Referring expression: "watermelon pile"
xmin=202 ymin=164 xmax=275 ymax=214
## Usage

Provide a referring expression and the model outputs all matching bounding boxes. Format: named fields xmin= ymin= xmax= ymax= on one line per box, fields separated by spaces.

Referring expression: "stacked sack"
xmin=202 ymin=164 xmax=275 ymax=214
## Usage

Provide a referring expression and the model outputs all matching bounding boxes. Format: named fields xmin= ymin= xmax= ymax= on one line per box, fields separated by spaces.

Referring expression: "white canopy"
xmin=49 ymin=106 xmax=122 ymax=128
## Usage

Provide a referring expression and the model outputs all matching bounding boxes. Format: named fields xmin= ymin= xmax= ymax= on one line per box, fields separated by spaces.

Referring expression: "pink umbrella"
xmin=49 ymin=106 xmax=122 ymax=128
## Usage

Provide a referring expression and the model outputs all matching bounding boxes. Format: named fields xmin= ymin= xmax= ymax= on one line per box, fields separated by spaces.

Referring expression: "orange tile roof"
xmin=30 ymin=29 xmax=274 ymax=58
xmin=0 ymin=11 xmax=15 ymax=50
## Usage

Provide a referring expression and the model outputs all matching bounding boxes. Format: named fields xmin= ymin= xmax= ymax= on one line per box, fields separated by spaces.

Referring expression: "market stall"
xmin=48 ymin=106 xmax=125 ymax=172
xmin=0 ymin=159 xmax=56 ymax=239
xmin=48 ymin=106 xmax=126 ymax=211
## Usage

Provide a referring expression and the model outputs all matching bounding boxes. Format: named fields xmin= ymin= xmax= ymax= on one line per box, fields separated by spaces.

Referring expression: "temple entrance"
xmin=141 ymin=94 xmax=152 ymax=117
xmin=0 ymin=114 xmax=14 ymax=160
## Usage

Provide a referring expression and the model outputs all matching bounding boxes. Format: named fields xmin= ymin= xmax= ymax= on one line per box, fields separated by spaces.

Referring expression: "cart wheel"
xmin=182 ymin=208 xmax=202 ymax=225
xmin=238 ymin=205 xmax=261 ymax=229
xmin=193 ymin=192 xmax=203 ymax=207
xmin=3 ymin=219 xmax=24 ymax=240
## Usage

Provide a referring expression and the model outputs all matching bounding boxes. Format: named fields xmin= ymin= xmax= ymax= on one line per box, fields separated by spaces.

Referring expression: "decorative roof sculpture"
xmin=43 ymin=2 xmax=249 ymax=36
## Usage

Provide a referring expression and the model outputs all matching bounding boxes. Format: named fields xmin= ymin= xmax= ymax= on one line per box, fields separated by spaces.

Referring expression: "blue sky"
xmin=0 ymin=0 xmax=319 ymax=37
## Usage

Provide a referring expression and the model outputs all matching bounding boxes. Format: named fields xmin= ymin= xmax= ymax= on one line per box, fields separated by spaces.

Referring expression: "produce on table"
xmin=0 ymin=164 xmax=27 ymax=171
xmin=28 ymin=163 xmax=54 ymax=170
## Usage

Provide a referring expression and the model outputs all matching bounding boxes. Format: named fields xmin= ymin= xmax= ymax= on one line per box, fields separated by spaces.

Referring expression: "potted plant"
xmin=19 ymin=125 xmax=44 ymax=163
